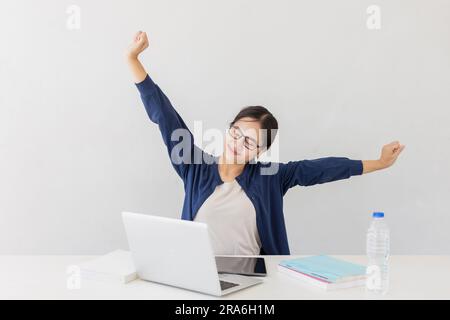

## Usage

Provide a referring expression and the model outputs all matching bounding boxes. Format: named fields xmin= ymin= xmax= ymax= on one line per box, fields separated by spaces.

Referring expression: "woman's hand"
xmin=126 ymin=31 xmax=149 ymax=60
xmin=362 ymin=141 xmax=405 ymax=174
xmin=126 ymin=31 xmax=149 ymax=83
xmin=378 ymin=141 xmax=405 ymax=169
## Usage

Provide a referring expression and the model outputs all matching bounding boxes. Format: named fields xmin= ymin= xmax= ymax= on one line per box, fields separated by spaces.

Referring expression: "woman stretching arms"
xmin=126 ymin=31 xmax=405 ymax=255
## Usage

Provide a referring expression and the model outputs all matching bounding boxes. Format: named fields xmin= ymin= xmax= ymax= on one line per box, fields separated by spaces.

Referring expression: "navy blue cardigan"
xmin=135 ymin=74 xmax=363 ymax=255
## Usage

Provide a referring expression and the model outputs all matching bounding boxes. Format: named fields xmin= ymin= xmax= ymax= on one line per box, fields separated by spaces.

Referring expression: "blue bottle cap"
xmin=372 ymin=211 xmax=384 ymax=218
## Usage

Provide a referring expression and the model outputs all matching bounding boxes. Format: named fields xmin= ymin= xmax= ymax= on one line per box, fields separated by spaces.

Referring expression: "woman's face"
xmin=223 ymin=117 xmax=264 ymax=164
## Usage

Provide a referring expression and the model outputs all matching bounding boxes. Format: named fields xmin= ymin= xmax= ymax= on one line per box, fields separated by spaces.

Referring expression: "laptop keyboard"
xmin=220 ymin=280 xmax=239 ymax=291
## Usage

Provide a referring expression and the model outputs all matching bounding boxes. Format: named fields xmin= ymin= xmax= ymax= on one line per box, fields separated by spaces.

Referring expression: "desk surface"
xmin=1 ymin=255 xmax=449 ymax=299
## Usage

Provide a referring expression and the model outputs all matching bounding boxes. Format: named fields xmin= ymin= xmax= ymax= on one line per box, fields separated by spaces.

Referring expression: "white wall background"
xmin=1 ymin=0 xmax=449 ymax=254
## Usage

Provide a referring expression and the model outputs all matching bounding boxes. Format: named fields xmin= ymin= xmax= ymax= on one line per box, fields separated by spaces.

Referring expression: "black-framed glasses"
xmin=228 ymin=125 xmax=263 ymax=151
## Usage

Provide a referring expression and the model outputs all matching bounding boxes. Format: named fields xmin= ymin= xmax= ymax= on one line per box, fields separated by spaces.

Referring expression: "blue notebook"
xmin=279 ymin=255 xmax=366 ymax=283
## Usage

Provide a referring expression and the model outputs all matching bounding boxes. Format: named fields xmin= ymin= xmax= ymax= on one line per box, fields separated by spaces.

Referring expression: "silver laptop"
xmin=122 ymin=211 xmax=263 ymax=296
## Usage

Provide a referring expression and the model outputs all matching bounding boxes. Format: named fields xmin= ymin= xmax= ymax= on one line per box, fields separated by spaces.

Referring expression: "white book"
xmin=79 ymin=249 xmax=137 ymax=284
xmin=277 ymin=264 xmax=366 ymax=291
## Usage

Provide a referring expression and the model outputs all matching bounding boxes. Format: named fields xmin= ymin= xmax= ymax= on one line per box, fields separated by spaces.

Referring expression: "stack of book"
xmin=78 ymin=249 xmax=138 ymax=284
xmin=278 ymin=255 xmax=367 ymax=290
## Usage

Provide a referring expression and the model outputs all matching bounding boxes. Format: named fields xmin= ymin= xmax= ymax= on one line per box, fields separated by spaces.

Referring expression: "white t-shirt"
xmin=194 ymin=180 xmax=261 ymax=255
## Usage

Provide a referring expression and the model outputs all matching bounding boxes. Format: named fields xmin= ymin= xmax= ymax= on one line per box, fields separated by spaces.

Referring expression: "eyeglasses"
xmin=228 ymin=125 xmax=263 ymax=151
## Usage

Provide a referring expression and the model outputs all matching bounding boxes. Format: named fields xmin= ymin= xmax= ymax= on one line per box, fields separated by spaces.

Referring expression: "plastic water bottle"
xmin=366 ymin=211 xmax=390 ymax=295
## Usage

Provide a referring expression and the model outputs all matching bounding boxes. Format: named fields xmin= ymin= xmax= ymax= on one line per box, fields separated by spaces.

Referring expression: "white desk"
xmin=1 ymin=255 xmax=449 ymax=299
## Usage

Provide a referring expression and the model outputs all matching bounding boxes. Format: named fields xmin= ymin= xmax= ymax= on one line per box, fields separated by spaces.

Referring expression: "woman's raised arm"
xmin=126 ymin=31 xmax=149 ymax=83
xmin=277 ymin=141 xmax=405 ymax=194
xmin=125 ymin=31 xmax=201 ymax=181
xmin=278 ymin=157 xmax=363 ymax=193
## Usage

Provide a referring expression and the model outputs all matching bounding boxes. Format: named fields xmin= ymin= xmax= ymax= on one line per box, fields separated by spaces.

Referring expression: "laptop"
xmin=122 ymin=211 xmax=263 ymax=296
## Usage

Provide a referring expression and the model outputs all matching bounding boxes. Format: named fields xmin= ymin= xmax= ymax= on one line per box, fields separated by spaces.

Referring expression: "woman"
xmin=125 ymin=31 xmax=405 ymax=256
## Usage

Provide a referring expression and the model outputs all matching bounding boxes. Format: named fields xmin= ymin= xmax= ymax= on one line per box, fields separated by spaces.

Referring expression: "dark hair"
xmin=229 ymin=106 xmax=278 ymax=150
